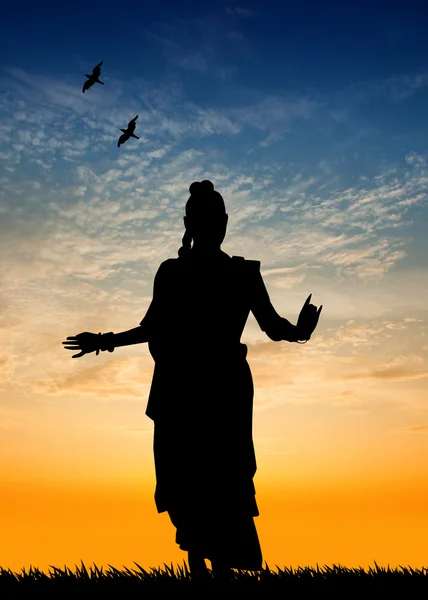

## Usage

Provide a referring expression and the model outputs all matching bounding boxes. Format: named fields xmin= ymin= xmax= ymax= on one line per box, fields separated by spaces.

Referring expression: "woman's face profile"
xmin=184 ymin=213 xmax=228 ymax=247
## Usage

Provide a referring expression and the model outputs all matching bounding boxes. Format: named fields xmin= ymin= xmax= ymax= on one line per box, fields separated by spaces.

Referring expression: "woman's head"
xmin=178 ymin=180 xmax=228 ymax=257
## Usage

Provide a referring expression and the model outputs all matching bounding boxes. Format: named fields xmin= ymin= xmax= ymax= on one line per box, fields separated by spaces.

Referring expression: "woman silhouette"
xmin=63 ymin=180 xmax=322 ymax=581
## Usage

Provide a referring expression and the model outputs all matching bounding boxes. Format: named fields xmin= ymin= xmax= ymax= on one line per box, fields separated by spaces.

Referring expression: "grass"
xmin=1 ymin=561 xmax=428 ymax=597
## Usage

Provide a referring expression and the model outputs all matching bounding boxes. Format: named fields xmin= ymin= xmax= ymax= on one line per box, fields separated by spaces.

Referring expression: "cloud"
xmin=230 ymin=95 xmax=319 ymax=132
xmin=259 ymin=131 xmax=284 ymax=147
xmin=27 ymin=357 xmax=153 ymax=400
xmin=405 ymin=152 xmax=426 ymax=166
xmin=343 ymin=367 xmax=428 ymax=382
xmin=384 ymin=72 xmax=428 ymax=101
xmin=143 ymin=31 xmax=209 ymax=72
xmin=1 ymin=64 xmax=428 ymax=411
xmin=328 ymin=71 xmax=428 ymax=116
xmin=1 ymin=148 xmax=427 ymax=345
xmin=141 ymin=16 xmax=247 ymax=79
xmin=0 ymin=352 xmax=17 ymax=385
xmin=225 ymin=6 xmax=255 ymax=17
xmin=0 ymin=68 xmax=245 ymax=174
xmin=403 ymin=425 xmax=428 ymax=433
xmin=226 ymin=30 xmax=245 ymax=41
xmin=0 ymin=406 xmax=30 ymax=430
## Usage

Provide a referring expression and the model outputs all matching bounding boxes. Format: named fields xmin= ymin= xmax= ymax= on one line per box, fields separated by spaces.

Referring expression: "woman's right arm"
xmin=113 ymin=261 xmax=169 ymax=348
xmin=111 ymin=309 xmax=154 ymax=348
xmin=63 ymin=262 xmax=167 ymax=357
xmin=63 ymin=302 xmax=156 ymax=357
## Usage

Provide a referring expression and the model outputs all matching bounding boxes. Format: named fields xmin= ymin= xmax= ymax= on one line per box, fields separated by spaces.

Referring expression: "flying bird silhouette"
xmin=118 ymin=115 xmax=139 ymax=147
xmin=82 ymin=61 xmax=104 ymax=93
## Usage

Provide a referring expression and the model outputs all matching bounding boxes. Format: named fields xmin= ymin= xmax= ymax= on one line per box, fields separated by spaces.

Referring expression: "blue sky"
xmin=1 ymin=1 xmax=428 ymax=573
xmin=1 ymin=0 xmax=428 ymax=286
xmin=2 ymin=1 xmax=428 ymax=172
xmin=1 ymin=1 xmax=428 ymax=418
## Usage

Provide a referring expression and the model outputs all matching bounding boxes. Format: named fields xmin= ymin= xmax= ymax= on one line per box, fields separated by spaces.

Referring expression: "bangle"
xmin=295 ymin=325 xmax=311 ymax=342
xmin=100 ymin=332 xmax=115 ymax=353
xmin=96 ymin=332 xmax=102 ymax=356
xmin=96 ymin=332 xmax=115 ymax=354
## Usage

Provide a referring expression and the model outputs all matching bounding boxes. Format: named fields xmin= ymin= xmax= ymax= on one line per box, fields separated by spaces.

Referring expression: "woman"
xmin=63 ymin=180 xmax=322 ymax=581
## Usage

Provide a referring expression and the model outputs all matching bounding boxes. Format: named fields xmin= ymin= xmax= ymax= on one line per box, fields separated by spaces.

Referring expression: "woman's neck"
xmin=191 ymin=243 xmax=222 ymax=257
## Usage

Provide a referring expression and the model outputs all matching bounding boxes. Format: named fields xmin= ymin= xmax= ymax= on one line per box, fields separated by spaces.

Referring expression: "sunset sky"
xmin=1 ymin=0 xmax=428 ymax=573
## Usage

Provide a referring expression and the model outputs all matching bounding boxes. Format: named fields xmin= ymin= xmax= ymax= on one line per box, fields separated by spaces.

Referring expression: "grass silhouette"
xmin=1 ymin=561 xmax=428 ymax=597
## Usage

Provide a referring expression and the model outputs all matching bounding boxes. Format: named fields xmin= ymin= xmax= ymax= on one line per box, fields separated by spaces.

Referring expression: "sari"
xmin=140 ymin=249 xmax=280 ymax=569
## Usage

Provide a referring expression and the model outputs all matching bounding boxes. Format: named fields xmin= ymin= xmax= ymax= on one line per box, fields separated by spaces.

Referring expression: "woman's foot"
xmin=188 ymin=550 xmax=211 ymax=582
xmin=211 ymin=557 xmax=234 ymax=582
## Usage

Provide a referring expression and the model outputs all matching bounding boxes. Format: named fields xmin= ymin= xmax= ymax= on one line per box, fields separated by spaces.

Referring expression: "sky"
xmin=1 ymin=0 xmax=428 ymax=573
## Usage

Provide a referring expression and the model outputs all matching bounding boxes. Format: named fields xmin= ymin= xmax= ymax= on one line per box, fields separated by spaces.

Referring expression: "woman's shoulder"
xmin=153 ymin=258 xmax=179 ymax=281
xmin=231 ymin=255 xmax=261 ymax=271
xmin=156 ymin=255 xmax=261 ymax=274
xmin=159 ymin=258 xmax=178 ymax=269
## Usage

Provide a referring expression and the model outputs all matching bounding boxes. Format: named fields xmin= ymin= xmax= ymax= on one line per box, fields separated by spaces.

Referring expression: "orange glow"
xmin=1 ymin=475 xmax=427 ymax=573
xmin=1 ymin=319 xmax=427 ymax=571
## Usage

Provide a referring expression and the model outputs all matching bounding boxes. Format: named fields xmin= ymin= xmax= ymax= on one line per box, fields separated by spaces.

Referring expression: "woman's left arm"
xmin=249 ymin=266 xmax=301 ymax=342
xmin=249 ymin=264 xmax=321 ymax=342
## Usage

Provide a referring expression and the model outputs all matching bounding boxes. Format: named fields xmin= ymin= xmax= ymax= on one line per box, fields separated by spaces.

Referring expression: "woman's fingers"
xmin=307 ymin=304 xmax=323 ymax=317
xmin=298 ymin=299 xmax=323 ymax=339
xmin=62 ymin=332 xmax=93 ymax=358
xmin=303 ymin=294 xmax=312 ymax=308
xmin=62 ymin=336 xmax=81 ymax=346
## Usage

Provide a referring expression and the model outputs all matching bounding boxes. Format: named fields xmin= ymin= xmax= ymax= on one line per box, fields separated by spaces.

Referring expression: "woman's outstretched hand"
xmin=62 ymin=332 xmax=100 ymax=358
xmin=296 ymin=294 xmax=323 ymax=341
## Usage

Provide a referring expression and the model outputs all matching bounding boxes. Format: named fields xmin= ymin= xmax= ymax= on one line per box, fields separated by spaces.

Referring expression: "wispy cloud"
xmin=225 ymin=6 xmax=255 ymax=17
xmin=379 ymin=72 xmax=428 ymax=102
xmin=143 ymin=31 xmax=209 ymax=72
xmin=343 ymin=367 xmax=428 ymax=382
xmin=230 ymin=95 xmax=319 ymax=131
xmin=403 ymin=425 xmax=428 ymax=433
xmin=259 ymin=131 xmax=284 ymax=147
xmin=0 ymin=406 xmax=30 ymax=430
xmin=1 ymin=60 xmax=428 ymax=423
xmin=28 ymin=357 xmax=153 ymax=400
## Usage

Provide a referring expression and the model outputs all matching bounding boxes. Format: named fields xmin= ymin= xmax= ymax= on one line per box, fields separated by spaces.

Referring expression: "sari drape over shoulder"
xmin=140 ymin=250 xmax=282 ymax=569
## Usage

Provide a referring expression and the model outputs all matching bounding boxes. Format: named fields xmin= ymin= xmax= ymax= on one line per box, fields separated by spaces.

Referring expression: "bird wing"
xmin=92 ymin=61 xmax=102 ymax=76
xmin=118 ymin=133 xmax=128 ymax=147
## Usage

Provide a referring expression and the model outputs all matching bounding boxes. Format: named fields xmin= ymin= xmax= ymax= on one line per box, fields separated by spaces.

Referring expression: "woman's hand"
xmin=296 ymin=294 xmax=322 ymax=341
xmin=62 ymin=332 xmax=100 ymax=358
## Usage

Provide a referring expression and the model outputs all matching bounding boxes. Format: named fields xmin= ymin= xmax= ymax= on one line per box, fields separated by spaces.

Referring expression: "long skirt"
xmin=151 ymin=357 xmax=262 ymax=570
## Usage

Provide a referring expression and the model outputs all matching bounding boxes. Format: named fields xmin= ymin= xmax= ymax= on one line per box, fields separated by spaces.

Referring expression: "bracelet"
xmin=96 ymin=332 xmax=115 ymax=355
xmin=295 ymin=325 xmax=311 ymax=343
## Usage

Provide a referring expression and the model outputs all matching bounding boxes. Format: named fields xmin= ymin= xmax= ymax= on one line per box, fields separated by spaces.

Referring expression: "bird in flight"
xmin=82 ymin=61 xmax=104 ymax=93
xmin=118 ymin=115 xmax=139 ymax=147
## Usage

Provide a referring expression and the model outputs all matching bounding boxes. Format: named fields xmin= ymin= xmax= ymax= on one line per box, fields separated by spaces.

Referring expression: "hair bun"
xmin=200 ymin=180 xmax=214 ymax=191
xmin=189 ymin=180 xmax=214 ymax=195
xmin=189 ymin=182 xmax=200 ymax=194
